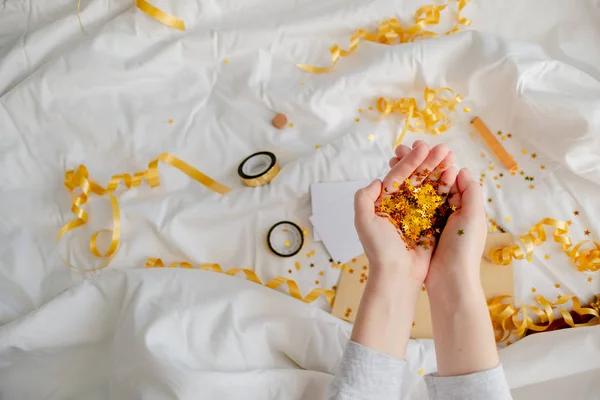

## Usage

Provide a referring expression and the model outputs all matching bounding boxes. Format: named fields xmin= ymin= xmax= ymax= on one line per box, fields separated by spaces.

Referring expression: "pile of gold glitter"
xmin=375 ymin=175 xmax=454 ymax=249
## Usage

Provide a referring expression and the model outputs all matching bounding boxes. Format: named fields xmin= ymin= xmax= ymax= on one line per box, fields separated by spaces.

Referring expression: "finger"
xmin=394 ymin=144 xmax=411 ymax=159
xmin=389 ymin=145 xmax=412 ymax=168
xmin=412 ymin=140 xmax=427 ymax=149
xmin=382 ymin=143 xmax=429 ymax=192
xmin=438 ymin=166 xmax=458 ymax=195
xmin=410 ymin=144 xmax=450 ymax=185
xmin=429 ymin=151 xmax=456 ymax=181
xmin=457 ymin=168 xmax=484 ymax=216
xmin=448 ymin=180 xmax=462 ymax=209
xmin=354 ymin=179 xmax=383 ymax=225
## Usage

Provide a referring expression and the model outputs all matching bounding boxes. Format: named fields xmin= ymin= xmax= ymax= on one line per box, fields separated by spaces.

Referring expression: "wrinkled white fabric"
xmin=1 ymin=0 xmax=600 ymax=398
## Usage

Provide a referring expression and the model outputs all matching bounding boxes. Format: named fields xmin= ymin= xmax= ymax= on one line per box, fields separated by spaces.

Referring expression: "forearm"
xmin=428 ymin=276 xmax=499 ymax=376
xmin=350 ymin=270 xmax=420 ymax=359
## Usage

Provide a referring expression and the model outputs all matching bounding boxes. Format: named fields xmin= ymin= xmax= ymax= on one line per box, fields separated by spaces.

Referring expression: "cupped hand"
xmin=426 ymin=168 xmax=487 ymax=290
xmin=354 ymin=141 xmax=458 ymax=288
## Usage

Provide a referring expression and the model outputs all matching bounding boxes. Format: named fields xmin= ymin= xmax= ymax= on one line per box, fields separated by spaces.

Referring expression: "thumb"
xmin=354 ymin=179 xmax=382 ymax=224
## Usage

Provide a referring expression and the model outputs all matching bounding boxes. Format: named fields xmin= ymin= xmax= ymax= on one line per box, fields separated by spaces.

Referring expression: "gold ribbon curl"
xmin=146 ymin=258 xmax=336 ymax=306
xmin=77 ymin=0 xmax=186 ymax=32
xmin=376 ymin=87 xmax=463 ymax=146
xmin=297 ymin=0 xmax=471 ymax=74
xmin=488 ymin=294 xmax=600 ymax=343
xmin=489 ymin=218 xmax=600 ymax=273
xmin=57 ymin=154 xmax=230 ymax=271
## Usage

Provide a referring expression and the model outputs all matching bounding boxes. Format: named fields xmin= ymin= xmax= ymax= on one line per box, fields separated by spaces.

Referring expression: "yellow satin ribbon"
xmin=77 ymin=0 xmax=186 ymax=32
xmin=376 ymin=87 xmax=463 ymax=146
xmin=488 ymin=294 xmax=600 ymax=343
xmin=57 ymin=154 xmax=230 ymax=271
xmin=146 ymin=258 xmax=336 ymax=306
xmin=297 ymin=0 xmax=471 ymax=73
xmin=489 ymin=218 xmax=600 ymax=272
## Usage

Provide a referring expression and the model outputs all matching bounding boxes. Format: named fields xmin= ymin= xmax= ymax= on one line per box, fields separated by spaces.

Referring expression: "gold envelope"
xmin=331 ymin=233 xmax=514 ymax=338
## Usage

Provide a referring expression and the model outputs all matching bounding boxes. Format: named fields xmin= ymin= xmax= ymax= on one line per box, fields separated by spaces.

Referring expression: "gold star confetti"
xmin=393 ymin=182 xmax=399 ymax=188
xmin=521 ymin=149 xmax=527 ymax=154
xmin=419 ymin=369 xmax=424 ymax=375
xmin=288 ymin=269 xmax=292 ymax=273
xmin=501 ymin=136 xmax=506 ymax=141
xmin=319 ymin=271 xmax=324 ymax=276
xmin=332 ymin=285 xmax=337 ymax=291
xmin=496 ymin=184 xmax=501 ymax=189
xmin=295 ymin=262 xmax=301 ymax=270
xmin=368 ymin=106 xmax=373 ymax=111
xmin=300 ymin=81 xmax=304 ymax=86
xmin=554 ymin=283 xmax=560 ymax=288
xmin=480 ymin=152 xmax=486 ymax=158
xmin=315 ymin=145 xmax=321 ymax=149
xmin=348 ymin=268 xmax=354 ymax=274
xmin=351 ymin=258 xmax=356 ymax=263
xmin=574 ymin=210 xmax=580 ymax=216
xmin=510 ymin=170 xmax=516 ymax=176
xmin=358 ymin=108 xmax=363 ymax=113
xmin=545 ymin=254 xmax=550 ymax=260
xmin=412 ymin=321 xmax=416 ymax=327
xmin=489 ymin=166 xmax=495 ymax=171
xmin=457 ymin=229 xmax=464 ymax=236
xmin=421 ymin=285 xmax=426 ymax=292
xmin=505 ymin=217 xmax=511 ymax=222
xmin=367 ymin=134 xmax=375 ymax=141
xmin=285 ymin=241 xmax=290 ymax=247
xmin=519 ymin=170 xmax=525 ymax=175
xmin=315 ymin=280 xmax=320 ymax=285
xmin=529 ymin=184 xmax=535 ymax=190
xmin=289 ymin=122 xmax=294 ymax=127
xmin=310 ymin=263 xmax=315 ymax=267
xmin=363 ymin=265 xmax=368 ymax=270
xmin=355 ymin=117 xmax=360 ymax=122
xmin=302 ymin=229 xmax=308 ymax=235
xmin=223 ymin=59 xmax=229 ymax=64
xmin=488 ymin=198 xmax=493 ymax=203
xmin=540 ymin=165 xmax=546 ymax=170
xmin=588 ymin=277 xmax=593 ymax=283
xmin=567 ymin=220 xmax=573 ymax=226
xmin=527 ymin=257 xmax=532 ymax=262
xmin=584 ymin=230 xmax=591 ymax=236
xmin=507 ymin=133 xmax=512 ymax=138
xmin=531 ymin=287 xmax=536 ymax=293
xmin=168 ymin=119 xmax=173 ymax=124
xmin=497 ymin=130 xmax=502 ymax=136
xmin=531 ymin=153 xmax=537 ymax=159
xmin=464 ymin=107 xmax=471 ymax=112
xmin=493 ymin=176 xmax=498 ymax=181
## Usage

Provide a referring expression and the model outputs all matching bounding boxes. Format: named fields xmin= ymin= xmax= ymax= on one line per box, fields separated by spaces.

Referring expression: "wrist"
xmin=366 ymin=268 xmax=421 ymax=304
xmin=427 ymin=272 xmax=484 ymax=307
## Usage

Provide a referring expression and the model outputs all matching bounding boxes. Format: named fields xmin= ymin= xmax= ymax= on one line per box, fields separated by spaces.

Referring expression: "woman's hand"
xmin=354 ymin=141 xmax=458 ymax=289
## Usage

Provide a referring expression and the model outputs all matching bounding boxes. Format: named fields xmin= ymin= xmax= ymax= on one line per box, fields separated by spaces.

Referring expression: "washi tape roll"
xmin=267 ymin=221 xmax=304 ymax=257
xmin=238 ymin=151 xmax=280 ymax=187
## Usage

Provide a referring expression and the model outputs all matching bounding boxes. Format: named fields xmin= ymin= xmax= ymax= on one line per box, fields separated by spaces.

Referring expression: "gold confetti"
xmin=545 ymin=254 xmax=550 ymax=260
xmin=489 ymin=166 xmax=495 ymax=171
xmin=527 ymin=256 xmax=532 ymax=262
xmin=284 ymin=241 xmax=290 ymax=247
xmin=302 ymin=229 xmax=308 ymax=235
xmin=168 ymin=119 xmax=173 ymax=124
xmin=300 ymin=81 xmax=304 ymax=85
xmin=393 ymin=182 xmax=399 ymax=188
xmin=588 ymin=277 xmax=593 ymax=283
xmin=480 ymin=152 xmax=486 ymax=158
xmin=531 ymin=287 xmax=536 ymax=293
xmin=289 ymin=123 xmax=294 ymax=127
xmin=319 ymin=271 xmax=324 ymax=276
xmin=358 ymin=108 xmax=363 ymax=113
xmin=223 ymin=59 xmax=229 ymax=64
xmin=496 ymin=184 xmax=501 ymax=189
xmin=540 ymin=165 xmax=546 ymax=170
xmin=457 ymin=229 xmax=464 ymax=236
xmin=567 ymin=220 xmax=573 ymax=226
xmin=367 ymin=134 xmax=374 ymax=141
xmin=574 ymin=210 xmax=580 ymax=216
xmin=507 ymin=133 xmax=512 ymax=138
xmin=419 ymin=369 xmax=424 ymax=375
xmin=584 ymin=230 xmax=591 ymax=236
xmin=505 ymin=217 xmax=511 ymax=222
xmin=315 ymin=280 xmax=320 ymax=285
xmin=521 ymin=149 xmax=527 ymax=154
xmin=315 ymin=145 xmax=320 ymax=149
xmin=463 ymin=107 xmax=471 ymax=112
xmin=368 ymin=106 xmax=373 ymax=111
xmin=531 ymin=153 xmax=537 ymax=159
xmin=529 ymin=184 xmax=535 ymax=190
xmin=355 ymin=117 xmax=360 ymax=122
xmin=501 ymin=136 xmax=506 ymax=141
xmin=554 ymin=283 xmax=560 ymax=288
xmin=295 ymin=262 xmax=301 ymax=270
xmin=348 ymin=268 xmax=354 ymax=274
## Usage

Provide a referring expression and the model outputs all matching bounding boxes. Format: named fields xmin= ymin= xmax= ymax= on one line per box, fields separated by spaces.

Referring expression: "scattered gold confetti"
xmin=545 ymin=254 xmax=550 ymax=260
xmin=393 ymin=182 xmax=399 ymax=188
xmin=289 ymin=122 xmax=294 ymax=127
xmin=493 ymin=176 xmax=498 ymax=181
xmin=585 ymin=230 xmax=591 ymax=236
xmin=587 ymin=276 xmax=593 ymax=282
xmin=496 ymin=184 xmax=501 ymax=189
xmin=531 ymin=287 xmax=536 ymax=293
xmin=501 ymin=136 xmax=506 ymax=141
xmin=348 ymin=268 xmax=354 ymax=274
xmin=315 ymin=280 xmax=320 ymax=285
xmin=300 ymin=81 xmax=304 ymax=85
xmin=355 ymin=117 xmax=360 ymax=122
xmin=567 ymin=220 xmax=572 ymax=226
xmin=310 ymin=263 xmax=315 ymax=267
xmin=363 ymin=265 xmax=368 ymax=270
xmin=521 ymin=149 xmax=527 ymax=154
xmin=284 ymin=241 xmax=290 ymax=247
xmin=358 ymin=108 xmax=363 ymax=113
xmin=295 ymin=262 xmax=301 ymax=270
xmin=288 ymin=269 xmax=292 ymax=273
xmin=554 ymin=283 xmax=560 ymax=288
xmin=480 ymin=152 xmax=486 ymax=158
xmin=351 ymin=258 xmax=356 ymax=263
xmin=457 ymin=229 xmax=464 ymax=236
xmin=367 ymin=134 xmax=374 ymax=141
xmin=223 ymin=59 xmax=229 ymax=64
xmin=419 ymin=369 xmax=424 ymax=375
xmin=368 ymin=106 xmax=373 ymax=111
xmin=531 ymin=153 xmax=537 ymax=159
xmin=507 ymin=133 xmax=512 ymax=138
xmin=463 ymin=107 xmax=471 ymax=112
xmin=315 ymin=145 xmax=320 ymax=149
xmin=489 ymin=166 xmax=495 ymax=171
xmin=412 ymin=321 xmax=416 ymax=327
xmin=488 ymin=198 xmax=492 ymax=203
xmin=168 ymin=119 xmax=173 ymax=124
xmin=497 ymin=130 xmax=502 ymax=136
xmin=519 ymin=170 xmax=525 ymax=175
xmin=527 ymin=257 xmax=532 ymax=262
xmin=421 ymin=285 xmax=426 ymax=292
xmin=302 ymin=229 xmax=308 ymax=235
xmin=332 ymin=285 xmax=337 ymax=291
xmin=574 ymin=210 xmax=580 ymax=216
xmin=319 ymin=271 xmax=324 ymax=276
xmin=529 ymin=184 xmax=535 ymax=190
xmin=540 ymin=165 xmax=546 ymax=170
xmin=510 ymin=170 xmax=516 ymax=176
xmin=505 ymin=217 xmax=511 ymax=222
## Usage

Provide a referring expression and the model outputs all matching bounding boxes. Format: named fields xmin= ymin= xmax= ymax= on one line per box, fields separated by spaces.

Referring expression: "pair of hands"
xmin=354 ymin=141 xmax=487 ymax=293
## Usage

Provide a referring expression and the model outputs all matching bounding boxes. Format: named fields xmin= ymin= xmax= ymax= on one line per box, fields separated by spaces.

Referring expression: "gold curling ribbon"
xmin=297 ymin=0 xmax=471 ymax=74
xmin=136 ymin=0 xmax=186 ymax=31
xmin=376 ymin=87 xmax=463 ymax=146
xmin=489 ymin=218 xmax=600 ymax=272
xmin=146 ymin=258 xmax=336 ymax=306
xmin=77 ymin=0 xmax=186 ymax=32
xmin=488 ymin=294 xmax=600 ymax=343
xmin=57 ymin=154 xmax=230 ymax=271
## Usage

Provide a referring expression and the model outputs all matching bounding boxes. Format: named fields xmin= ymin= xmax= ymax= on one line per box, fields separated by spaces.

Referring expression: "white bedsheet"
xmin=1 ymin=0 xmax=600 ymax=398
